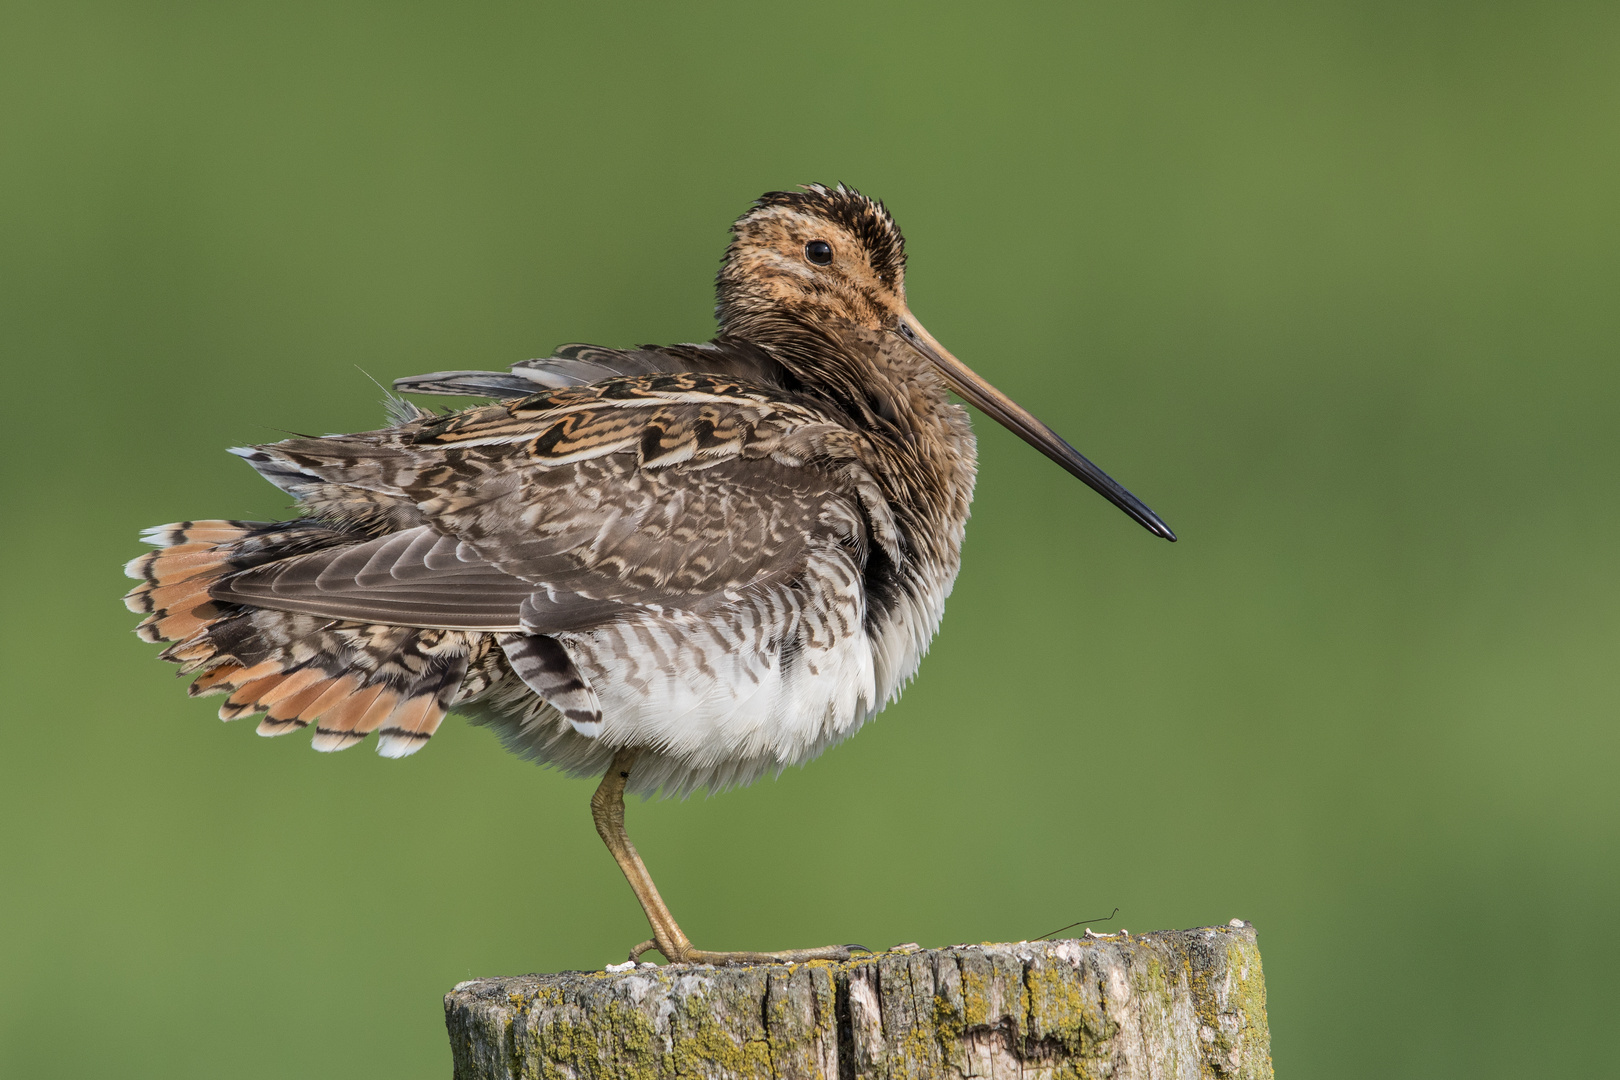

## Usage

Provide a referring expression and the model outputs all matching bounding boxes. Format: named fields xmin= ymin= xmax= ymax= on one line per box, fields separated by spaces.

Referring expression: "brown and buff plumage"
xmin=125 ymin=184 xmax=1172 ymax=962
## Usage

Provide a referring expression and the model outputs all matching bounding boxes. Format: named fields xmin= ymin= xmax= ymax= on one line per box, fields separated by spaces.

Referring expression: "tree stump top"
xmin=445 ymin=921 xmax=1271 ymax=1079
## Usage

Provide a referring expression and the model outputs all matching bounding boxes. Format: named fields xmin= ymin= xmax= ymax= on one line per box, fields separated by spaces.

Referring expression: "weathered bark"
xmin=444 ymin=922 xmax=1271 ymax=1079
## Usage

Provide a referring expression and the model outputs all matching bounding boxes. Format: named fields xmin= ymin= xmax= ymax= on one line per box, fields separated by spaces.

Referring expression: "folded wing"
xmin=215 ymin=375 xmax=895 ymax=637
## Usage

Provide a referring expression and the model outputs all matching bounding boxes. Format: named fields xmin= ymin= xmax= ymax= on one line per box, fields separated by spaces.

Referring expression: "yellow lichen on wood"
xmin=445 ymin=924 xmax=1273 ymax=1080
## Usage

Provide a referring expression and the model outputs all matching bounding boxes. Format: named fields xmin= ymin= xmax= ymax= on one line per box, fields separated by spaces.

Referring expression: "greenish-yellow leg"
xmin=590 ymin=747 xmax=855 ymax=966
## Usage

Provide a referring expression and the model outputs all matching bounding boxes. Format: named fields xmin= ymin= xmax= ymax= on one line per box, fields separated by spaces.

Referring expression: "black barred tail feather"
xmin=496 ymin=632 xmax=603 ymax=736
xmin=124 ymin=520 xmax=496 ymax=758
xmin=123 ymin=520 xmax=260 ymax=644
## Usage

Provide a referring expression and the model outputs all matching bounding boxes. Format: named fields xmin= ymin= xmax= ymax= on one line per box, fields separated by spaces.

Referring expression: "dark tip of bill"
xmin=1128 ymin=503 xmax=1176 ymax=542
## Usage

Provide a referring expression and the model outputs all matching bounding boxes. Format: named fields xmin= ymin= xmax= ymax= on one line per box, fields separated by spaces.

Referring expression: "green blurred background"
xmin=3 ymin=1 xmax=1617 ymax=1075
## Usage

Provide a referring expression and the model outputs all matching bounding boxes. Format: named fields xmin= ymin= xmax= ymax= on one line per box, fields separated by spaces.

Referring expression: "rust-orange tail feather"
xmin=125 ymin=520 xmax=486 ymax=757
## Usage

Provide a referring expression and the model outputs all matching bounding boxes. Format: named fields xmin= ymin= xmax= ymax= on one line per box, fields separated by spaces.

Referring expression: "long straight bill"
xmin=897 ymin=314 xmax=1176 ymax=541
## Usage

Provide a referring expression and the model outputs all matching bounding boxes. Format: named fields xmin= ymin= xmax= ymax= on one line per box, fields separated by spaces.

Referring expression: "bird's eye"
xmin=805 ymin=240 xmax=833 ymax=265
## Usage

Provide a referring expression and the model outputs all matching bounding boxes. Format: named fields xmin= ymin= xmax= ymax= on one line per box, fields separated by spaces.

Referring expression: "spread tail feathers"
xmin=125 ymin=520 xmax=491 ymax=757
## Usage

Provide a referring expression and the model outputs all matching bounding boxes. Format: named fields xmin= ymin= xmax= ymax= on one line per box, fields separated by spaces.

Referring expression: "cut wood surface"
xmin=444 ymin=921 xmax=1271 ymax=1079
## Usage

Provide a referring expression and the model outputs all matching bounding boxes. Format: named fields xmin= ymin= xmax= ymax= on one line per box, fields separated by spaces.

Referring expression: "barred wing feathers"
xmin=168 ymin=375 xmax=902 ymax=752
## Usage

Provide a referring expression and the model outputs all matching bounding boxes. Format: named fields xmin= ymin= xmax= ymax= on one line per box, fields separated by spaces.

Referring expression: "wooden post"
xmin=444 ymin=921 xmax=1272 ymax=1079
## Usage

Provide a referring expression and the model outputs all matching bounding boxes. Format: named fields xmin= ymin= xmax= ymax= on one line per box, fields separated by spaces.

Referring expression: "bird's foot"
xmin=628 ymin=938 xmax=868 ymax=966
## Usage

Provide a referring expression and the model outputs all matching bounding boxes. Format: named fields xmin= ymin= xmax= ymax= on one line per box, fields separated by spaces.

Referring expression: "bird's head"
xmin=717 ymin=184 xmax=1175 ymax=542
xmin=717 ymin=183 xmax=909 ymax=336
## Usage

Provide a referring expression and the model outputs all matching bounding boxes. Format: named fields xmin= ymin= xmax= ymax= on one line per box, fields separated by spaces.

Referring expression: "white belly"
xmin=461 ymin=562 xmax=952 ymax=798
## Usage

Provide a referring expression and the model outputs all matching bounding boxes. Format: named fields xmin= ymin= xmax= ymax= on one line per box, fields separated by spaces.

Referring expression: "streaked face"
xmin=722 ymin=202 xmax=908 ymax=331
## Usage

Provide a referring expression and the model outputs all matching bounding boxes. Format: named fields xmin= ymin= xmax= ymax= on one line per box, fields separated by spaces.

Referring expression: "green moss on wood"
xmin=446 ymin=926 xmax=1273 ymax=1080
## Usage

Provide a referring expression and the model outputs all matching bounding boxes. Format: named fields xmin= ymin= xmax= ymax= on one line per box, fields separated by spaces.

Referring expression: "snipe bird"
xmin=125 ymin=184 xmax=1175 ymax=965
